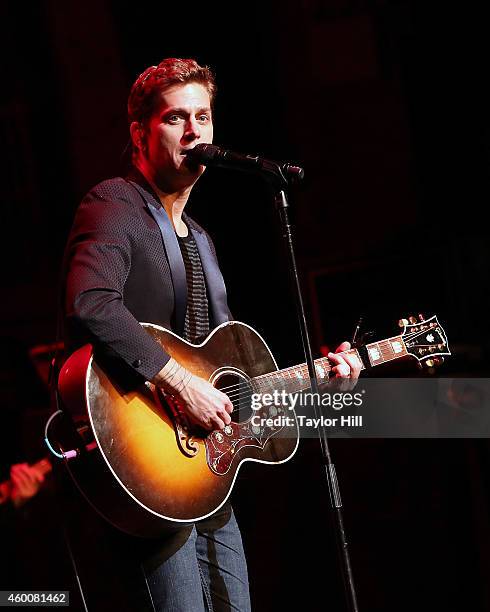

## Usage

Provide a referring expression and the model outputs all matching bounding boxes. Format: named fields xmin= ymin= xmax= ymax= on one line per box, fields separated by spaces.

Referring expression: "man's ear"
xmin=130 ymin=121 xmax=146 ymax=153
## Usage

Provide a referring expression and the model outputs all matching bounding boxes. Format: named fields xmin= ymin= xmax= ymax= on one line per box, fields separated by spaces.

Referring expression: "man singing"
xmin=62 ymin=57 xmax=360 ymax=611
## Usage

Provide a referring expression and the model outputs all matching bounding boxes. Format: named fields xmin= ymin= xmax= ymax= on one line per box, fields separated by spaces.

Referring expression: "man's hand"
xmin=328 ymin=341 xmax=362 ymax=378
xmin=177 ymin=373 xmax=234 ymax=430
xmin=328 ymin=341 xmax=362 ymax=390
xmin=9 ymin=462 xmax=46 ymax=508
xmin=153 ymin=358 xmax=233 ymax=430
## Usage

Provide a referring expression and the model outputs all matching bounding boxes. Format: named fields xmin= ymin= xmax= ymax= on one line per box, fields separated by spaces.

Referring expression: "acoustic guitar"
xmin=58 ymin=316 xmax=449 ymax=537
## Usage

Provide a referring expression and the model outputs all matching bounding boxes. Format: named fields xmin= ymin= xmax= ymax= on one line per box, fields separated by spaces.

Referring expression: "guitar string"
xmin=215 ymin=328 xmax=443 ymax=396
xmin=182 ymin=341 xmax=447 ymax=416
xmin=215 ymin=374 xmax=317 ymax=397
xmin=228 ymin=399 xmax=295 ymax=418
xmin=212 ymin=327 xmax=443 ymax=394
xmin=223 ymin=384 xmax=314 ymax=408
xmin=367 ymin=328 xmax=441 ymax=344
xmin=215 ymin=372 xmax=326 ymax=395
xmin=175 ymin=333 xmax=437 ymax=417
xmin=223 ymin=377 xmax=309 ymax=399
xmin=215 ymin=340 xmax=407 ymax=397
xmin=203 ymin=328 xmax=445 ymax=399
xmin=399 ymin=327 xmax=443 ymax=342
xmin=214 ymin=371 xmax=322 ymax=395
xmin=223 ymin=339 xmax=445 ymax=413
xmin=218 ymin=347 xmax=393 ymax=398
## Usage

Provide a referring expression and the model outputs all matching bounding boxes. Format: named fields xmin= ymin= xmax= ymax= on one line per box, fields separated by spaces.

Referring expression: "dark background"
xmin=1 ymin=1 xmax=490 ymax=610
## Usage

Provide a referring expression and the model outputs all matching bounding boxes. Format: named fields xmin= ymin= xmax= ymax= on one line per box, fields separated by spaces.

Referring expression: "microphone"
xmin=185 ymin=143 xmax=304 ymax=184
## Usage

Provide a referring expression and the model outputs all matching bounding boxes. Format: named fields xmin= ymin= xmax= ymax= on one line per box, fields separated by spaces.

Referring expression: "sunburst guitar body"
xmin=58 ymin=321 xmax=299 ymax=537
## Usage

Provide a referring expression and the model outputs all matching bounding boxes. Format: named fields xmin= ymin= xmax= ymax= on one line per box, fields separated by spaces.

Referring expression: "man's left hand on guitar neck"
xmin=328 ymin=341 xmax=362 ymax=379
xmin=327 ymin=341 xmax=362 ymax=391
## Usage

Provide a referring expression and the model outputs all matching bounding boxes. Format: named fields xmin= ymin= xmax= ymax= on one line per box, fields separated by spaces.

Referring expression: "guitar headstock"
xmin=398 ymin=314 xmax=450 ymax=366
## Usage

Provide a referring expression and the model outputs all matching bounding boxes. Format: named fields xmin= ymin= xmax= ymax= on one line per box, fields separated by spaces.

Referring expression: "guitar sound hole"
xmin=213 ymin=372 xmax=254 ymax=423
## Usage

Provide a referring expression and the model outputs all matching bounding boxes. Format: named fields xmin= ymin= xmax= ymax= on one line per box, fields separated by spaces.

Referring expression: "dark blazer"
xmin=63 ymin=169 xmax=231 ymax=382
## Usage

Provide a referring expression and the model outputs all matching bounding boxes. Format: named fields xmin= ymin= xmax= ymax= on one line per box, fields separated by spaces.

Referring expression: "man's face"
xmin=141 ymin=82 xmax=213 ymax=189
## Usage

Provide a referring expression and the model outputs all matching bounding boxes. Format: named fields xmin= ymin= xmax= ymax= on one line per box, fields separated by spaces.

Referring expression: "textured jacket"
xmin=62 ymin=169 xmax=231 ymax=382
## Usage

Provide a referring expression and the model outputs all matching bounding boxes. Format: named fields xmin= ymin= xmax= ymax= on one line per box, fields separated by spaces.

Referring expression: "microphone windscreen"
xmin=186 ymin=143 xmax=219 ymax=164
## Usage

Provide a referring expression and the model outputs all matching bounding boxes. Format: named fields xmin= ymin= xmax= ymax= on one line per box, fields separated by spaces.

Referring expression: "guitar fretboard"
xmin=363 ymin=335 xmax=408 ymax=367
xmin=252 ymin=335 xmax=408 ymax=393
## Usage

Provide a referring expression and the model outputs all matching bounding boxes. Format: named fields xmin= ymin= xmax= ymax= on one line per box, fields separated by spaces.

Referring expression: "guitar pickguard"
xmin=205 ymin=406 xmax=291 ymax=476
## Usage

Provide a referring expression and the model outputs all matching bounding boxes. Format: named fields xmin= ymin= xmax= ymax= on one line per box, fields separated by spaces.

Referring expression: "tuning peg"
xmin=425 ymin=357 xmax=444 ymax=369
xmin=409 ymin=316 xmax=418 ymax=325
xmin=418 ymin=313 xmax=425 ymax=322
xmin=398 ymin=318 xmax=409 ymax=328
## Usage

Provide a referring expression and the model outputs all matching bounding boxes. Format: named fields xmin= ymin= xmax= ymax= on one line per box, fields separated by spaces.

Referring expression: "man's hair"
xmin=127 ymin=57 xmax=216 ymax=127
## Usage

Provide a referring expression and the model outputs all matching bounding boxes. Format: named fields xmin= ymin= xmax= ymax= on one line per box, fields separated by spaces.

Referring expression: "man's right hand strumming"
xmin=153 ymin=358 xmax=233 ymax=431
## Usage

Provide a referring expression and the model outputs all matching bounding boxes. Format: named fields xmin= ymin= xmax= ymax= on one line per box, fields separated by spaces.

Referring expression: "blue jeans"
xmin=143 ymin=505 xmax=251 ymax=612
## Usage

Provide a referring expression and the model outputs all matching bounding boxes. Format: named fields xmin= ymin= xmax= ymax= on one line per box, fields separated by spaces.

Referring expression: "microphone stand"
xmin=265 ymin=165 xmax=359 ymax=612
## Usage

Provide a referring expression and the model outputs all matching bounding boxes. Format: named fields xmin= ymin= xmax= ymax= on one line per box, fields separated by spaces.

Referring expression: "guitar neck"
xmin=253 ymin=334 xmax=408 ymax=393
